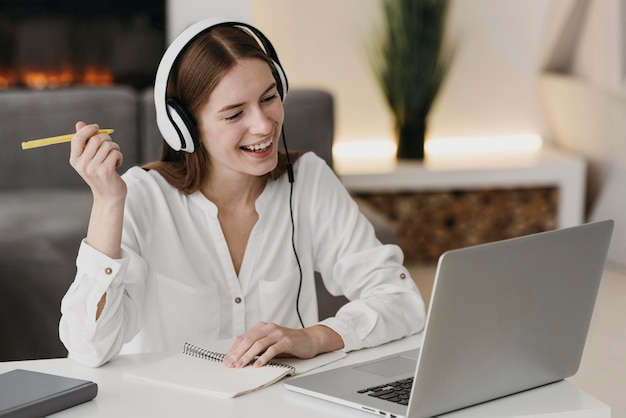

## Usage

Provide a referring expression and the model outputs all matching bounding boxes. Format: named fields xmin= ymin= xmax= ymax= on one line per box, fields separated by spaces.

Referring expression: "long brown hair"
xmin=144 ymin=25 xmax=299 ymax=194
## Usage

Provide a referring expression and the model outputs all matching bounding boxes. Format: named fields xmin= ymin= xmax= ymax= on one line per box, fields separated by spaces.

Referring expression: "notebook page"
xmin=124 ymin=339 xmax=345 ymax=398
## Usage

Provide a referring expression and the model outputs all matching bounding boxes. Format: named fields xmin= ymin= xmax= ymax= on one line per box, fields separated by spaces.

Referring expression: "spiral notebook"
xmin=124 ymin=339 xmax=346 ymax=398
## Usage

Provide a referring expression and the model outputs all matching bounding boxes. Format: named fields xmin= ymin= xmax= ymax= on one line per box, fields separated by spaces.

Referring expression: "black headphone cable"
xmin=281 ymin=126 xmax=305 ymax=328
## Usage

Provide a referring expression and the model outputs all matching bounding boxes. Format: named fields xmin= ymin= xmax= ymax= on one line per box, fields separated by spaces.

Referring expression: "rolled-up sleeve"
xmin=319 ymin=255 xmax=425 ymax=352
xmin=304 ymin=156 xmax=426 ymax=351
xmin=59 ymin=241 xmax=146 ymax=367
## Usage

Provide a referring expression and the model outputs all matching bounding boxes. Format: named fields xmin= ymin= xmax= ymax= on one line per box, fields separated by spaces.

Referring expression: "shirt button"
xmin=400 ymin=273 xmax=406 ymax=280
xmin=105 ymin=267 xmax=113 ymax=275
xmin=234 ymin=297 xmax=242 ymax=304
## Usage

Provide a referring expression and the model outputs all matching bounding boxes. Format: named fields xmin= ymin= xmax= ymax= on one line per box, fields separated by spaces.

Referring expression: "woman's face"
xmin=197 ymin=58 xmax=284 ymax=181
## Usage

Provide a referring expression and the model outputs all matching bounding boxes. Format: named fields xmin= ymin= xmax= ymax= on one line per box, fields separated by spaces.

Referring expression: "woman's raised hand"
xmin=70 ymin=122 xmax=127 ymax=202
xmin=70 ymin=121 xmax=127 ymax=261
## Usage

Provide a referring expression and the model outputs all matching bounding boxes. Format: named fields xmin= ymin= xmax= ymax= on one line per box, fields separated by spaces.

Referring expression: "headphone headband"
xmin=154 ymin=18 xmax=288 ymax=153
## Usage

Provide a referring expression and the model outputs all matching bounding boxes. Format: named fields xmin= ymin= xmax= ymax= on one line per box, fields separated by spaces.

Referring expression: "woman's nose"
xmin=247 ymin=105 xmax=272 ymax=135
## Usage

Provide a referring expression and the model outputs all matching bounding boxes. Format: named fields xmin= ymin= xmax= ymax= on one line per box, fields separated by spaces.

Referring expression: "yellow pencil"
xmin=21 ymin=129 xmax=115 ymax=150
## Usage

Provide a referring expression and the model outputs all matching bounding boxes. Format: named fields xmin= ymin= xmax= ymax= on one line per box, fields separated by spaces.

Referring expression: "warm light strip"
xmin=332 ymin=140 xmax=397 ymax=174
xmin=425 ymin=134 xmax=543 ymax=157
xmin=332 ymin=140 xmax=396 ymax=160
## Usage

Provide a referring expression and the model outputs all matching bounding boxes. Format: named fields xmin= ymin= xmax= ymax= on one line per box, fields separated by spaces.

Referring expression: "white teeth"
xmin=242 ymin=139 xmax=272 ymax=152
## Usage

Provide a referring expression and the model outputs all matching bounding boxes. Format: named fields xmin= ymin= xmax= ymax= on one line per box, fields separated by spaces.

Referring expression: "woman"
xmin=59 ymin=19 xmax=425 ymax=368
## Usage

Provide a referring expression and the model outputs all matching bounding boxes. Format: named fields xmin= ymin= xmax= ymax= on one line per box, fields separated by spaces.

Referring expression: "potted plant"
xmin=369 ymin=0 xmax=453 ymax=160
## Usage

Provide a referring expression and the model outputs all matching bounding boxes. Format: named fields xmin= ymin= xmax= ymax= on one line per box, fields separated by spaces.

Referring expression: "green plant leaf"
xmin=368 ymin=0 xmax=454 ymax=130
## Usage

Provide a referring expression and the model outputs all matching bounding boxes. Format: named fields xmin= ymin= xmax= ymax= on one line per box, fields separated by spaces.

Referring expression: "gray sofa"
xmin=1 ymin=87 xmax=137 ymax=361
xmin=0 ymin=86 xmax=395 ymax=361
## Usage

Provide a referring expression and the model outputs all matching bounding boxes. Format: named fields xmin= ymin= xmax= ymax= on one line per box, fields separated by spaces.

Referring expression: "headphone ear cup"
xmin=166 ymin=99 xmax=197 ymax=153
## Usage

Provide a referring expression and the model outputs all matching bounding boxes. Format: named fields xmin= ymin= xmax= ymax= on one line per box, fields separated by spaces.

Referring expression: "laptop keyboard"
xmin=357 ymin=377 xmax=414 ymax=405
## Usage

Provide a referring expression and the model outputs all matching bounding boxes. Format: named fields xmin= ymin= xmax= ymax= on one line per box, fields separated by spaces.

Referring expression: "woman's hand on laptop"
xmin=224 ymin=322 xmax=344 ymax=368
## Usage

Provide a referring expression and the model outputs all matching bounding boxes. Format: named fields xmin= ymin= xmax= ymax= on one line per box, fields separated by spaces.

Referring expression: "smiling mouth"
xmin=240 ymin=139 xmax=273 ymax=153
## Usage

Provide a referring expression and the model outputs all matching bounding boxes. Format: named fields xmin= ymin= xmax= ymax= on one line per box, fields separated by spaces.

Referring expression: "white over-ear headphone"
xmin=154 ymin=18 xmax=289 ymax=153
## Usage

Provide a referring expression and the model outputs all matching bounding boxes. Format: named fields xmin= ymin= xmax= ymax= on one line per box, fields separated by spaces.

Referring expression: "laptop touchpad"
xmin=355 ymin=356 xmax=417 ymax=378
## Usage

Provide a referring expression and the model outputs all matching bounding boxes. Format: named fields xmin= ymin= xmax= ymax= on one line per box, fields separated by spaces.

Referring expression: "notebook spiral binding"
xmin=182 ymin=343 xmax=297 ymax=374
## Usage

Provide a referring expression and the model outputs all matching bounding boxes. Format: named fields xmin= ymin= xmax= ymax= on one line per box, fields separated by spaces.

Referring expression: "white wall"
xmin=166 ymin=0 xmax=251 ymax=41
xmin=430 ymin=1 xmax=553 ymax=139
xmin=253 ymin=0 xmax=393 ymax=144
xmin=253 ymin=0 xmax=555 ymax=145
xmin=166 ymin=0 xmax=556 ymax=144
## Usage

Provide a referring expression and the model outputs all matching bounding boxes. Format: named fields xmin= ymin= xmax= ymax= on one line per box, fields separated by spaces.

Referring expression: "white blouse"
xmin=59 ymin=152 xmax=425 ymax=367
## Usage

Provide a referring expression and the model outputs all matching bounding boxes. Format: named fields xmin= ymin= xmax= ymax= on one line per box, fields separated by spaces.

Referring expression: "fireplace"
xmin=0 ymin=0 xmax=165 ymax=90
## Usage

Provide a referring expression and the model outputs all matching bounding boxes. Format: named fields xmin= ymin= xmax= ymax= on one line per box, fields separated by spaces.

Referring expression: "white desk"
xmin=0 ymin=335 xmax=610 ymax=417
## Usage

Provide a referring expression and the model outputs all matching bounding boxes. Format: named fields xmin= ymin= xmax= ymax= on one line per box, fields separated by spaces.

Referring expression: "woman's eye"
xmin=262 ymin=94 xmax=278 ymax=104
xmin=224 ymin=111 xmax=242 ymax=121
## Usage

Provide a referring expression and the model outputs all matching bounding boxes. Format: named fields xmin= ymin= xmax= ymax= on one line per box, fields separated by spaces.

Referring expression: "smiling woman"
xmin=59 ymin=19 xmax=425 ymax=369
xmin=146 ymin=22 xmax=294 ymax=192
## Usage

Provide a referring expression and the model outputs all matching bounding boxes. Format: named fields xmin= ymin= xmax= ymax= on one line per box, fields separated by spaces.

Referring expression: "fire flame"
xmin=0 ymin=66 xmax=114 ymax=90
xmin=82 ymin=66 xmax=114 ymax=86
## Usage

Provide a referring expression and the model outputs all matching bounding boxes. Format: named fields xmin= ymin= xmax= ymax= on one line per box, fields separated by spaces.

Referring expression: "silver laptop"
xmin=285 ymin=220 xmax=614 ymax=418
